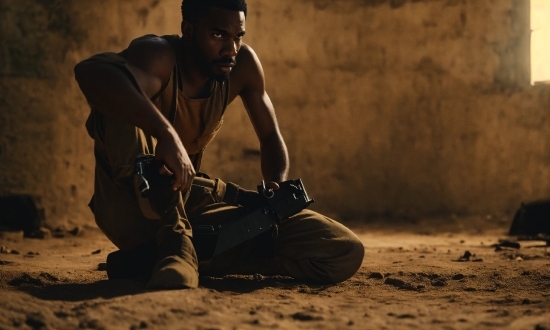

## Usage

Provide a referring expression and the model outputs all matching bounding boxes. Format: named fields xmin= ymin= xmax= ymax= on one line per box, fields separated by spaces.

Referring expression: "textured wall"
xmin=0 ymin=0 xmax=549 ymax=227
xmin=0 ymin=0 xmax=181 ymax=227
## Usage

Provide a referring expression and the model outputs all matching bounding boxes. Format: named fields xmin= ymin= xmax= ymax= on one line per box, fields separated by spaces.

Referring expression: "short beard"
xmin=210 ymin=57 xmax=235 ymax=82
xmin=210 ymin=72 xmax=230 ymax=82
xmin=189 ymin=36 xmax=233 ymax=82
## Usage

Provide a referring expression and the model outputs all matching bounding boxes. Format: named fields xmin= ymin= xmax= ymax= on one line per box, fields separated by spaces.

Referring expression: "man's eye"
xmin=213 ymin=33 xmax=223 ymax=38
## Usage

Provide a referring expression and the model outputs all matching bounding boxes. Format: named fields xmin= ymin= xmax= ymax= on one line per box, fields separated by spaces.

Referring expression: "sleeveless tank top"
xmin=84 ymin=35 xmax=228 ymax=171
xmin=157 ymin=35 xmax=229 ymax=170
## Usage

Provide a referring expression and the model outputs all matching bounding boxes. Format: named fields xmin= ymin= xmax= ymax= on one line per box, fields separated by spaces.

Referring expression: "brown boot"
xmin=146 ymin=232 xmax=199 ymax=289
xmin=136 ymin=156 xmax=199 ymax=290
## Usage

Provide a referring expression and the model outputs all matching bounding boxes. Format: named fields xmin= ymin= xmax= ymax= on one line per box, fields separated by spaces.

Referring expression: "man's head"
xmin=181 ymin=0 xmax=248 ymax=81
xmin=181 ymin=0 xmax=247 ymax=24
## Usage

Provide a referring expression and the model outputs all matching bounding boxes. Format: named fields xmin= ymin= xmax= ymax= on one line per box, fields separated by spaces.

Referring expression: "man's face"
xmin=187 ymin=7 xmax=246 ymax=81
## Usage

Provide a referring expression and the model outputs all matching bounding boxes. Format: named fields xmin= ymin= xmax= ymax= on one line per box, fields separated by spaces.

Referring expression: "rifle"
xmin=191 ymin=179 xmax=314 ymax=261
xmin=135 ymin=154 xmax=314 ymax=261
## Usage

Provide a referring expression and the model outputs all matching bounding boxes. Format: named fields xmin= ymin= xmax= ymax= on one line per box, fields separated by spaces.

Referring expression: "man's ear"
xmin=181 ymin=20 xmax=193 ymax=40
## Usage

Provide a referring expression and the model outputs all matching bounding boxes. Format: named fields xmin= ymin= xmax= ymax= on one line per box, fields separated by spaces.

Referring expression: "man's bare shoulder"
xmin=236 ymin=43 xmax=262 ymax=70
xmin=126 ymin=34 xmax=177 ymax=76
xmin=232 ymin=43 xmax=265 ymax=94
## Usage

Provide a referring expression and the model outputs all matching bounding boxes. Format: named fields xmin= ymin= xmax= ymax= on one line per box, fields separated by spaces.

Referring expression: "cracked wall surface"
xmin=0 ymin=0 xmax=548 ymax=227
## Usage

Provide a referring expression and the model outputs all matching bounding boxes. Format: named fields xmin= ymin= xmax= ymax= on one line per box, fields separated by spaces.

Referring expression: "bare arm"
xmin=74 ymin=36 xmax=195 ymax=192
xmin=236 ymin=45 xmax=289 ymax=185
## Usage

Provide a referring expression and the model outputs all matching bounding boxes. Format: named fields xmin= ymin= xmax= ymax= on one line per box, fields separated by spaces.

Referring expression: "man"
xmin=75 ymin=0 xmax=364 ymax=290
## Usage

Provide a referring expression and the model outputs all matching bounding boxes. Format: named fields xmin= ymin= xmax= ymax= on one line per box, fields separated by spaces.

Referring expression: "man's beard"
xmin=210 ymin=58 xmax=235 ymax=82
xmin=191 ymin=39 xmax=234 ymax=82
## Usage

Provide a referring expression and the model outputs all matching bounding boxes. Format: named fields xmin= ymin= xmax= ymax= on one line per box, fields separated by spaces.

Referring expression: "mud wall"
xmin=1 ymin=0 xmax=549 ymax=227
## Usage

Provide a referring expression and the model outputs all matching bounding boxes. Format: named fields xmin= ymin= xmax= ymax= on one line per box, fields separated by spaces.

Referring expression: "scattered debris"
xmin=8 ymin=273 xmax=45 ymax=287
xmin=494 ymin=245 xmax=516 ymax=252
xmin=39 ymin=272 xmax=59 ymax=282
xmin=368 ymin=272 xmax=384 ymax=279
xmin=431 ymin=279 xmax=447 ymax=287
xmin=78 ymin=318 xmax=105 ymax=329
xmin=69 ymin=226 xmax=84 ymax=236
xmin=8 ymin=272 xmax=59 ymax=287
xmin=495 ymin=240 xmax=520 ymax=249
xmin=459 ymin=251 xmax=472 ymax=260
xmin=25 ymin=312 xmax=46 ymax=329
xmin=0 ymin=246 xmax=20 ymax=255
xmin=455 ymin=251 xmax=483 ymax=262
xmin=51 ymin=226 xmax=85 ymax=238
xmin=52 ymin=227 xmax=67 ymax=238
xmin=452 ymin=274 xmax=465 ymax=280
xmin=384 ymin=277 xmax=421 ymax=291
xmin=291 ymin=312 xmax=323 ymax=321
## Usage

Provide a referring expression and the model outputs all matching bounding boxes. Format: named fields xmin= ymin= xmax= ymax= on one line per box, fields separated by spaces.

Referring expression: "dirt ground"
xmin=0 ymin=216 xmax=549 ymax=330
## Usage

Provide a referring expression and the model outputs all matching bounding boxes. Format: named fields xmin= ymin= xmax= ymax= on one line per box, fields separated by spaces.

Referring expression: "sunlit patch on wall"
xmin=531 ymin=0 xmax=550 ymax=85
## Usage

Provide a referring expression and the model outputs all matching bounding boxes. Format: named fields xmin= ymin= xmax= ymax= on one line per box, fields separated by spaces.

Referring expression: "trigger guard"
xmin=263 ymin=189 xmax=275 ymax=199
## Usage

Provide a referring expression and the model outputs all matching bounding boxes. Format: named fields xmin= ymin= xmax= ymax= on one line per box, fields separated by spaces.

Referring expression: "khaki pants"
xmin=88 ymin=113 xmax=365 ymax=283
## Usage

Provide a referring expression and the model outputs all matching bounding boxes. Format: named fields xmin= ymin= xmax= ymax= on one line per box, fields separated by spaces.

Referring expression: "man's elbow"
xmin=260 ymin=130 xmax=285 ymax=146
xmin=74 ymin=60 xmax=93 ymax=85
xmin=73 ymin=60 xmax=103 ymax=105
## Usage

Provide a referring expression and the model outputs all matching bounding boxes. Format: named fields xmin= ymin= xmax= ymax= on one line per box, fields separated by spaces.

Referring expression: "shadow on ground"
xmin=6 ymin=271 xmax=327 ymax=301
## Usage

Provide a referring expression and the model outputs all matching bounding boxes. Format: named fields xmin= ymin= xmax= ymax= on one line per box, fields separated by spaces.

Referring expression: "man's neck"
xmin=180 ymin=45 xmax=214 ymax=99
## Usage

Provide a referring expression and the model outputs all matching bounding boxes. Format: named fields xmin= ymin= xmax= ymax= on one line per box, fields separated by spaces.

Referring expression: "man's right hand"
xmin=154 ymin=128 xmax=195 ymax=192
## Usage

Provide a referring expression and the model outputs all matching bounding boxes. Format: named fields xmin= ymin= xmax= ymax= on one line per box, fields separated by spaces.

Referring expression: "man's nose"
xmin=221 ymin=39 xmax=238 ymax=57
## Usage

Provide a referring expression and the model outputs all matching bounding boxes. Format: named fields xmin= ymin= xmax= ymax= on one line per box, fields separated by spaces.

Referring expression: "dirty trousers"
xmin=89 ymin=117 xmax=365 ymax=283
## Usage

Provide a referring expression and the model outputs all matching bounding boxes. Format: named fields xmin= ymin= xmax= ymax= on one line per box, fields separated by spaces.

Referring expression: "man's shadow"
xmin=10 ymin=272 xmax=318 ymax=302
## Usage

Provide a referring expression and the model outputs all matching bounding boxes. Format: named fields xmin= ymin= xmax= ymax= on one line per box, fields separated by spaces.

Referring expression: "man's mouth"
xmin=213 ymin=59 xmax=236 ymax=73
xmin=216 ymin=63 xmax=234 ymax=73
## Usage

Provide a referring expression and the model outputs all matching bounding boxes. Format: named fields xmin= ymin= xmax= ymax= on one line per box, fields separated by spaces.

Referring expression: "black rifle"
xmin=191 ymin=179 xmax=314 ymax=261
xmin=134 ymin=155 xmax=314 ymax=261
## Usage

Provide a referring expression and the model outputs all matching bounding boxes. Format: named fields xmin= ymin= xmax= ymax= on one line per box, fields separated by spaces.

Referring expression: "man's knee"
xmin=322 ymin=235 xmax=364 ymax=283
xmin=274 ymin=211 xmax=365 ymax=283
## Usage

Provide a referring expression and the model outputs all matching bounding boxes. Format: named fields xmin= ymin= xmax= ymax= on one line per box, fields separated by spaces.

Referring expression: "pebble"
xmin=69 ymin=226 xmax=84 ymax=236
xmin=25 ymin=312 xmax=46 ymax=329
xmin=452 ymin=274 xmax=465 ymax=280
xmin=431 ymin=280 xmax=447 ymax=287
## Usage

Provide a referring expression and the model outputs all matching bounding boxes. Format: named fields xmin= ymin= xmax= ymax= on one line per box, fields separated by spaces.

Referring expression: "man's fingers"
xmin=183 ymin=170 xmax=194 ymax=192
xmin=167 ymin=162 xmax=195 ymax=192
xmin=171 ymin=166 xmax=184 ymax=191
xmin=176 ymin=166 xmax=195 ymax=192
xmin=153 ymin=131 xmax=195 ymax=191
xmin=158 ymin=165 xmax=173 ymax=176
xmin=265 ymin=181 xmax=280 ymax=190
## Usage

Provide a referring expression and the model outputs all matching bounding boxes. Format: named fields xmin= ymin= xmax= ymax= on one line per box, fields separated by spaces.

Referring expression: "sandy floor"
xmin=0 ymin=218 xmax=549 ymax=330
